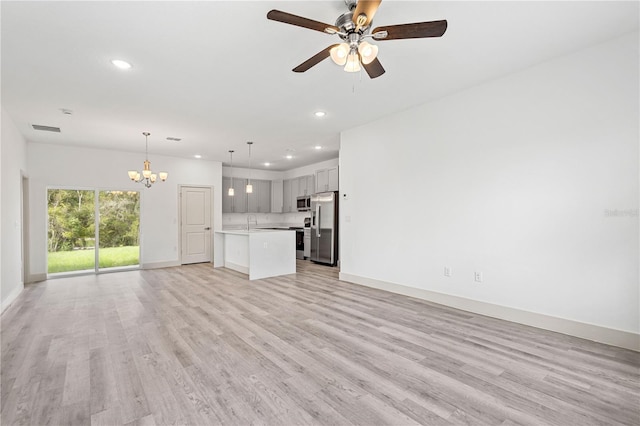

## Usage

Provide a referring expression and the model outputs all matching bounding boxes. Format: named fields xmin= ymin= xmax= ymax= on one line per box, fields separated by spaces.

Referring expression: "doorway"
xmin=47 ymin=188 xmax=140 ymax=275
xmin=180 ymin=186 xmax=212 ymax=264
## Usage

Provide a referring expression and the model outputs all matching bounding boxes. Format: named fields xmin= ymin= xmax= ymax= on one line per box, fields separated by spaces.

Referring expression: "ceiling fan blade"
xmin=292 ymin=45 xmax=340 ymax=73
xmin=352 ymin=0 xmax=382 ymax=28
xmin=373 ymin=20 xmax=447 ymax=40
xmin=363 ymin=57 xmax=385 ymax=79
xmin=267 ymin=10 xmax=339 ymax=34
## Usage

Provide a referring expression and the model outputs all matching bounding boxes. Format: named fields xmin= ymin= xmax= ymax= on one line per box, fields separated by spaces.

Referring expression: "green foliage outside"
xmin=48 ymin=246 xmax=140 ymax=273
xmin=48 ymin=190 xmax=95 ymax=252
xmin=99 ymin=191 xmax=140 ymax=248
xmin=48 ymin=189 xmax=140 ymax=273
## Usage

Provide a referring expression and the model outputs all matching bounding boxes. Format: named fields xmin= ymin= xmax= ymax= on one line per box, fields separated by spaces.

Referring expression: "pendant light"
xmin=127 ymin=132 xmax=168 ymax=188
xmin=246 ymin=141 xmax=253 ymax=194
xmin=228 ymin=150 xmax=235 ymax=196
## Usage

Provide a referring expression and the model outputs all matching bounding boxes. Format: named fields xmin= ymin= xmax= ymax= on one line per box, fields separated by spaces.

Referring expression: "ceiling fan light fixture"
xmin=344 ymin=51 xmax=361 ymax=73
xmin=358 ymin=41 xmax=378 ymax=65
xmin=330 ymin=43 xmax=349 ymax=66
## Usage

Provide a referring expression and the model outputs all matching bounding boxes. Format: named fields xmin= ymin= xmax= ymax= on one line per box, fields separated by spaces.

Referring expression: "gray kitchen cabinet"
xmin=222 ymin=177 xmax=248 ymax=213
xmin=283 ymin=179 xmax=292 ymax=213
xmin=298 ymin=175 xmax=315 ymax=196
xmin=290 ymin=178 xmax=299 ymax=206
xmin=247 ymin=179 xmax=271 ymax=213
xmin=271 ymin=179 xmax=283 ymax=213
xmin=315 ymin=167 xmax=339 ymax=192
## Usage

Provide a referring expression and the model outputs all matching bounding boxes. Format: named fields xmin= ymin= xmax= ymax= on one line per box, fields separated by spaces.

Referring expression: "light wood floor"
xmin=1 ymin=260 xmax=638 ymax=425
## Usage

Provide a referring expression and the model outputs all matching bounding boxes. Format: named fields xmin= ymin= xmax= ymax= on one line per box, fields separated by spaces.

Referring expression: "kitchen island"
xmin=213 ymin=229 xmax=296 ymax=280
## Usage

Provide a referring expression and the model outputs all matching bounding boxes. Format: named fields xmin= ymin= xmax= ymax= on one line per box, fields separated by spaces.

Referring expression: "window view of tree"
xmin=47 ymin=189 xmax=140 ymax=274
xmin=48 ymin=189 xmax=95 ymax=253
xmin=99 ymin=190 xmax=140 ymax=269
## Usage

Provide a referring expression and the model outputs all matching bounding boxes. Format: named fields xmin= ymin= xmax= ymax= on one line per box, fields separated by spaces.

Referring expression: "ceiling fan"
xmin=266 ymin=0 xmax=447 ymax=79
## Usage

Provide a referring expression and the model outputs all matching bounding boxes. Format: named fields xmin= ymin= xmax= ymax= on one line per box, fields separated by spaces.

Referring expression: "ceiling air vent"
xmin=166 ymin=137 xmax=182 ymax=142
xmin=32 ymin=124 xmax=61 ymax=132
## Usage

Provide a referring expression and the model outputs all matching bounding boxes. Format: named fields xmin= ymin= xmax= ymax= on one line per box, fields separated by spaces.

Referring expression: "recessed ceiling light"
xmin=285 ymin=155 xmax=293 ymax=160
xmin=194 ymin=154 xmax=202 ymax=159
xmin=315 ymin=145 xmax=322 ymax=150
xmin=111 ymin=59 xmax=132 ymax=70
xmin=264 ymin=162 xmax=271 ymax=167
xmin=314 ymin=111 xmax=326 ymax=118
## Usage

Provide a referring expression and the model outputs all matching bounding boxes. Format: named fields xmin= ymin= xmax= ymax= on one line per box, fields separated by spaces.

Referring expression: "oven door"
xmin=291 ymin=228 xmax=304 ymax=259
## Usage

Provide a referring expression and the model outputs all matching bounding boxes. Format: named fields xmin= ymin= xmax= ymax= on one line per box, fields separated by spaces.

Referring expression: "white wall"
xmin=27 ymin=143 xmax=222 ymax=273
xmin=221 ymin=166 xmax=282 ymax=181
xmin=1 ymin=107 xmax=28 ymax=311
xmin=222 ymin=157 xmax=339 ymax=181
xmin=283 ymin=158 xmax=338 ymax=180
xmin=340 ymin=33 xmax=639 ymax=348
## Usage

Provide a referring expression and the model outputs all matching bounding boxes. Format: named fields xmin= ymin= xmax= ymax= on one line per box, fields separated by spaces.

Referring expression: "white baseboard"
xmin=224 ymin=261 xmax=249 ymax=276
xmin=339 ymin=272 xmax=640 ymax=352
xmin=1 ymin=283 xmax=24 ymax=314
xmin=26 ymin=273 xmax=46 ymax=283
xmin=142 ymin=260 xmax=181 ymax=270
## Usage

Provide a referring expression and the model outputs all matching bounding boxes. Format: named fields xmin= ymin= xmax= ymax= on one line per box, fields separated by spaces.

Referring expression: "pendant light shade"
xmin=358 ymin=41 xmax=378 ymax=65
xmin=330 ymin=43 xmax=349 ymax=66
xmin=344 ymin=51 xmax=361 ymax=73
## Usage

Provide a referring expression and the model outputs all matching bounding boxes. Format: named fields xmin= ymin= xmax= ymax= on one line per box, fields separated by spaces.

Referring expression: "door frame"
xmin=21 ymin=172 xmax=29 ymax=283
xmin=178 ymin=185 xmax=214 ymax=265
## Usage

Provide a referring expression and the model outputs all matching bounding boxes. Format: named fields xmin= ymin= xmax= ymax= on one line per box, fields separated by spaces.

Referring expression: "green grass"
xmin=48 ymin=246 xmax=139 ymax=273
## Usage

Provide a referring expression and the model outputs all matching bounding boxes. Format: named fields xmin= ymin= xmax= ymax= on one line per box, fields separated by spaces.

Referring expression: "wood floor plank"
xmin=1 ymin=260 xmax=638 ymax=425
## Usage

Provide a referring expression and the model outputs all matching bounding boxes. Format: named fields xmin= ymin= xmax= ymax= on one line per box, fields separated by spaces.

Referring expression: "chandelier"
xmin=127 ymin=132 xmax=168 ymax=188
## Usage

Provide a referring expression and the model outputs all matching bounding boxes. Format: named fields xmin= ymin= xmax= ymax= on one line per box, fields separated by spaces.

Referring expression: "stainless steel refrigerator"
xmin=310 ymin=191 xmax=338 ymax=266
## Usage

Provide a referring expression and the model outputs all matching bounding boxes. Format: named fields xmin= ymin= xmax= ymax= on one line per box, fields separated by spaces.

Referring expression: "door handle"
xmin=204 ymin=227 xmax=211 ymax=230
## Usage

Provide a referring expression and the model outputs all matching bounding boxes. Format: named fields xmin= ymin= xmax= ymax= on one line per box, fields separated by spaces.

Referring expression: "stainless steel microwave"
xmin=296 ymin=196 xmax=311 ymax=212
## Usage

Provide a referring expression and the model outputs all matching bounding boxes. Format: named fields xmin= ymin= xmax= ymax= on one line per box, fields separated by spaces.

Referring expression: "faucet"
xmin=246 ymin=214 xmax=257 ymax=231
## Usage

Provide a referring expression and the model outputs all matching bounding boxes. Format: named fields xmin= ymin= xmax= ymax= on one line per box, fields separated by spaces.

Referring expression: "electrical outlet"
xmin=444 ymin=266 xmax=451 ymax=277
xmin=474 ymin=272 xmax=483 ymax=283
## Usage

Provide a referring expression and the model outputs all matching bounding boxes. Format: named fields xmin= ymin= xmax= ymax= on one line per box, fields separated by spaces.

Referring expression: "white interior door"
xmin=180 ymin=186 xmax=212 ymax=264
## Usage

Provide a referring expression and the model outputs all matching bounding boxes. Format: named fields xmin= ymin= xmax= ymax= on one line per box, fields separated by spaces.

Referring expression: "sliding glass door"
xmin=47 ymin=189 xmax=96 ymax=273
xmin=47 ymin=188 xmax=140 ymax=275
xmin=98 ymin=190 xmax=140 ymax=270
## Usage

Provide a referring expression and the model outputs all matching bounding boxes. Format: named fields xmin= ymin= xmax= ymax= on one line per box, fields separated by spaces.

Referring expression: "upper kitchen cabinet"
xmin=247 ymin=179 xmax=271 ymax=213
xmin=283 ymin=179 xmax=292 ymax=213
xmin=298 ymin=175 xmax=315 ymax=196
xmin=271 ymin=179 xmax=283 ymax=213
xmin=222 ymin=177 xmax=248 ymax=213
xmin=315 ymin=167 xmax=339 ymax=193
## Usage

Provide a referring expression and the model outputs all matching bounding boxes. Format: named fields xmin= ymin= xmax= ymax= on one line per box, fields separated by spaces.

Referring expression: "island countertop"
xmin=214 ymin=229 xmax=296 ymax=280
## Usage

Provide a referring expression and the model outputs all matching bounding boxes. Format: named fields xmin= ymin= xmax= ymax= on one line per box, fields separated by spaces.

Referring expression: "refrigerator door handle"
xmin=316 ymin=205 xmax=321 ymax=237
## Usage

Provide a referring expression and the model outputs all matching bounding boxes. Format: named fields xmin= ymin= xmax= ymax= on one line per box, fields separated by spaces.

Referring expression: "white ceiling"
xmin=2 ymin=1 xmax=638 ymax=170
